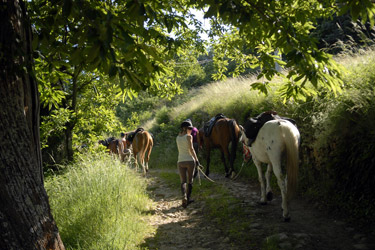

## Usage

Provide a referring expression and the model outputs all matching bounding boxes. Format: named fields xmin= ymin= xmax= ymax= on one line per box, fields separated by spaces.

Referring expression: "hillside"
xmin=138 ymin=49 xmax=375 ymax=226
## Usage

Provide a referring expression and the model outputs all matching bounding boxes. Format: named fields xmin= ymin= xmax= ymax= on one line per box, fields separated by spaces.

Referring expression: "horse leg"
xmin=272 ymin=162 xmax=290 ymax=221
xmin=265 ymin=163 xmax=273 ymax=201
xmin=139 ymin=147 xmax=147 ymax=176
xmin=205 ymin=146 xmax=211 ymax=177
xmin=133 ymin=150 xmax=139 ymax=172
xmin=253 ymin=158 xmax=267 ymax=205
xmin=145 ymin=141 xmax=153 ymax=173
xmin=220 ymin=149 xmax=231 ymax=178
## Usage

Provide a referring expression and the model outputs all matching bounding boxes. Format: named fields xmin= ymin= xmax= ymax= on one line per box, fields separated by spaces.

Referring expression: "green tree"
xmin=2 ymin=0 xmax=375 ymax=248
xmin=194 ymin=0 xmax=375 ymax=100
xmin=29 ymin=0 xmax=203 ymax=162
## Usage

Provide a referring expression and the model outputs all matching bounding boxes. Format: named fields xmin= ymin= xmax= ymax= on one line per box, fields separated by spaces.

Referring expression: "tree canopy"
xmin=30 ymin=0 xmax=375 ymax=102
xmin=194 ymin=0 xmax=375 ymax=100
xmin=28 ymin=0 xmax=375 ymax=160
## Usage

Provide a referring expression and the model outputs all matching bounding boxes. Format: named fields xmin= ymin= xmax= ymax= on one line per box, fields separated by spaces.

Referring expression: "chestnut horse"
xmin=99 ymin=137 xmax=127 ymax=161
xmin=198 ymin=118 xmax=240 ymax=177
xmin=125 ymin=130 xmax=153 ymax=176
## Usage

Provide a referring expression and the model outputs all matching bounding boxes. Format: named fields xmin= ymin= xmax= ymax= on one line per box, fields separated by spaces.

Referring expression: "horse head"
xmin=238 ymin=125 xmax=250 ymax=146
xmin=238 ymin=125 xmax=252 ymax=162
xmin=98 ymin=139 xmax=109 ymax=147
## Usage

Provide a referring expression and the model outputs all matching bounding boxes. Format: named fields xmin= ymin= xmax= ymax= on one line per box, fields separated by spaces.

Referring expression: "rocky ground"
xmin=141 ymin=170 xmax=375 ymax=250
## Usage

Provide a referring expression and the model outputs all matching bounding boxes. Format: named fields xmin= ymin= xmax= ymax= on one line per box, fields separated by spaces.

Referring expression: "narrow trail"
xmin=142 ymin=169 xmax=374 ymax=250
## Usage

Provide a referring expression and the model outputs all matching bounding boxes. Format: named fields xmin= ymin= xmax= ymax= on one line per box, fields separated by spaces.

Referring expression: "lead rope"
xmin=232 ymin=142 xmax=252 ymax=180
xmin=196 ymin=164 xmax=215 ymax=185
xmin=231 ymin=161 xmax=246 ymax=180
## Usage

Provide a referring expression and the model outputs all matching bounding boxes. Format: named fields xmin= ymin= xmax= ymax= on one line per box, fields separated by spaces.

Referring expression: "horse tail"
xmin=281 ymin=121 xmax=300 ymax=201
xmin=145 ymin=131 xmax=153 ymax=162
xmin=229 ymin=119 xmax=239 ymax=167
xmin=117 ymin=139 xmax=126 ymax=162
xmin=139 ymin=132 xmax=151 ymax=165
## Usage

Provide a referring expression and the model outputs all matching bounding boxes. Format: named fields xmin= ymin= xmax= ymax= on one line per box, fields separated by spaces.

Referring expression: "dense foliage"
xmin=27 ymin=0 xmax=375 ymax=165
xmin=297 ymin=53 xmax=375 ymax=223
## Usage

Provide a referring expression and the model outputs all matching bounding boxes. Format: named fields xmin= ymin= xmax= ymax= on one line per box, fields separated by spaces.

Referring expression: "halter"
xmin=242 ymin=142 xmax=252 ymax=163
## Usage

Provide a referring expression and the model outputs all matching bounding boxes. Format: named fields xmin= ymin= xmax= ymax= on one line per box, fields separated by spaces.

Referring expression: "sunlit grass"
xmin=45 ymin=153 xmax=154 ymax=250
xmin=169 ymin=75 xmax=271 ymax=122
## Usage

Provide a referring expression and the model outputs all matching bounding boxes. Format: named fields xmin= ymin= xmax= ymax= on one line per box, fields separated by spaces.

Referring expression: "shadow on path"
xmin=141 ymin=170 xmax=375 ymax=250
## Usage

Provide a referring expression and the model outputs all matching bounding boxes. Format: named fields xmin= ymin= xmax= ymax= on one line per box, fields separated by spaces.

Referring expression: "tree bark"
xmin=0 ymin=1 xmax=65 ymax=249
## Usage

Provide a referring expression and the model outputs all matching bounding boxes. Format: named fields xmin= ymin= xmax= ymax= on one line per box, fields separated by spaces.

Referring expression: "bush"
xmin=294 ymin=50 xmax=375 ymax=224
xmin=45 ymin=153 xmax=154 ymax=250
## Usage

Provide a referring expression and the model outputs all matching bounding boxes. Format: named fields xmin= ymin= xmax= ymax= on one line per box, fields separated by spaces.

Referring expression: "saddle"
xmin=244 ymin=111 xmax=296 ymax=146
xmin=126 ymin=127 xmax=145 ymax=142
xmin=204 ymin=113 xmax=226 ymax=137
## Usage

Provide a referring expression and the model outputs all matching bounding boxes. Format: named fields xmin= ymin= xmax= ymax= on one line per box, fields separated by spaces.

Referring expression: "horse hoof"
xmin=225 ymin=170 xmax=233 ymax=178
xmin=266 ymin=192 xmax=273 ymax=201
xmin=283 ymin=217 xmax=291 ymax=222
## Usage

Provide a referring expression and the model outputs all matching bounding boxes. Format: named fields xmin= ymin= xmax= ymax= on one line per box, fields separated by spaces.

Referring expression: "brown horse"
xmin=124 ymin=129 xmax=153 ymax=176
xmin=99 ymin=137 xmax=127 ymax=161
xmin=198 ymin=118 xmax=240 ymax=177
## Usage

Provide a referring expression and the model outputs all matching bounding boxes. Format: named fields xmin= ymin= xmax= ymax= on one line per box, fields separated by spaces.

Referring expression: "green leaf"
xmin=251 ymin=82 xmax=269 ymax=95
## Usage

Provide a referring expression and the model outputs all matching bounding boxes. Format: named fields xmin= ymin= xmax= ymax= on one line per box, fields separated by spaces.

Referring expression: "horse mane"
xmin=135 ymin=127 xmax=144 ymax=133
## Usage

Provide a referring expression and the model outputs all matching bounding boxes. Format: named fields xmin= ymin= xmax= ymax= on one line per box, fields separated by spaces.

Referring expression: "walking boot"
xmin=187 ymin=183 xmax=194 ymax=204
xmin=181 ymin=183 xmax=188 ymax=208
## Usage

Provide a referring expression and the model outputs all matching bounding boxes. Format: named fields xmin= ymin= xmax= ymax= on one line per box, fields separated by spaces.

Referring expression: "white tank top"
xmin=176 ymin=134 xmax=194 ymax=162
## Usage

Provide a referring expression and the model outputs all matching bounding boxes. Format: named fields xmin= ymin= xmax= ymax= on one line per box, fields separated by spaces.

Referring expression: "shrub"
xmin=45 ymin=153 xmax=154 ymax=250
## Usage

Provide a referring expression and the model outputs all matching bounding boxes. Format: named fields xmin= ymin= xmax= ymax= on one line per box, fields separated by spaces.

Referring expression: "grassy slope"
xmin=45 ymin=154 xmax=154 ymax=250
xmin=148 ymin=49 xmax=375 ymax=225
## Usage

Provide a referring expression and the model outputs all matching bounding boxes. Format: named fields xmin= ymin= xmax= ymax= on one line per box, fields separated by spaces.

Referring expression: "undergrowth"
xmin=45 ymin=153 xmax=154 ymax=250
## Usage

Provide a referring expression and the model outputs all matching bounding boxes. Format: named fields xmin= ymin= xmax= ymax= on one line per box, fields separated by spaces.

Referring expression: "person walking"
xmin=176 ymin=119 xmax=200 ymax=208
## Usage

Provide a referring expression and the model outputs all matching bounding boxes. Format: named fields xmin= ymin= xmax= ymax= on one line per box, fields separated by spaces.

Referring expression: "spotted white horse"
xmin=239 ymin=119 xmax=300 ymax=221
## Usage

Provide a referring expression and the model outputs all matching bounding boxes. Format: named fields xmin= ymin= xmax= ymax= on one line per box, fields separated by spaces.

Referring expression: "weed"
xmin=45 ymin=153 xmax=154 ymax=250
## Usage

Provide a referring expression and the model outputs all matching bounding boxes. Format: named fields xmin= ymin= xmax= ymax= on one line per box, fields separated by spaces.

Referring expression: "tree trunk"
xmin=0 ymin=1 xmax=65 ymax=249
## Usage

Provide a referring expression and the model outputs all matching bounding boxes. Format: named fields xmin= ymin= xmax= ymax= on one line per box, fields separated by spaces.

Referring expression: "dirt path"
xmin=142 ymin=170 xmax=374 ymax=250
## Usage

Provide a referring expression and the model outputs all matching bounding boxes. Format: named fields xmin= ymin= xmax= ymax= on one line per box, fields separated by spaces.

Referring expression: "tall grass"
xmin=169 ymin=75 xmax=274 ymax=124
xmin=45 ymin=153 xmax=154 ymax=250
xmin=147 ymin=48 xmax=375 ymax=224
